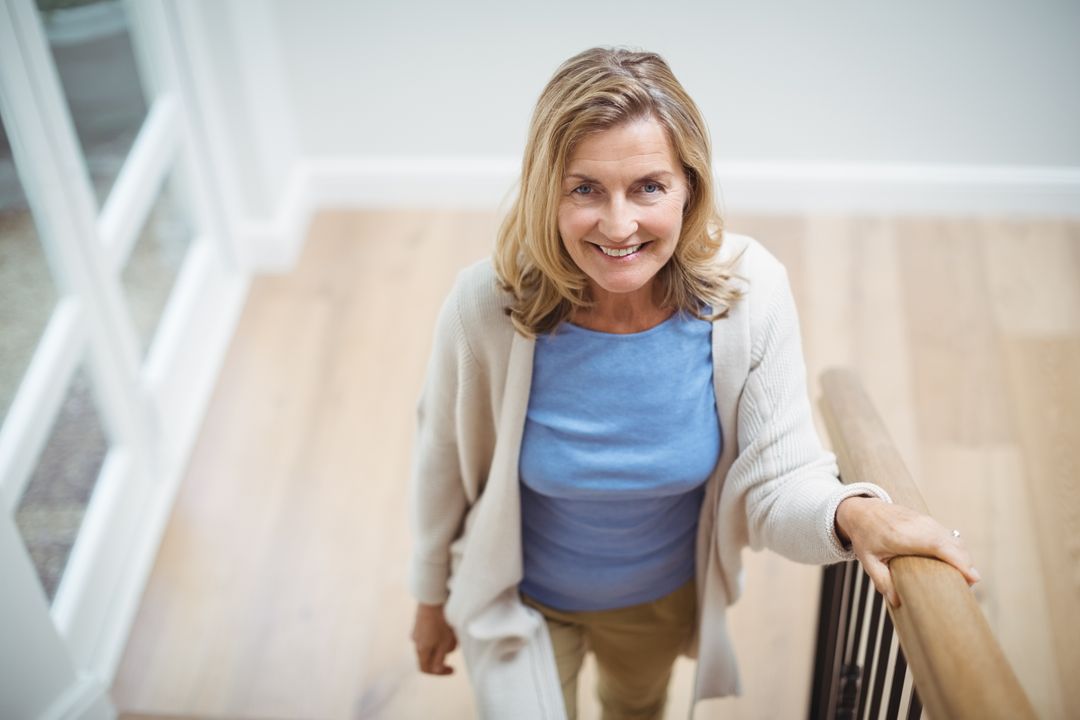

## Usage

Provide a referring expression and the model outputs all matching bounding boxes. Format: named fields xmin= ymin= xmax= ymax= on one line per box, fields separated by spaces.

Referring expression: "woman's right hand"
xmin=411 ymin=602 xmax=458 ymax=675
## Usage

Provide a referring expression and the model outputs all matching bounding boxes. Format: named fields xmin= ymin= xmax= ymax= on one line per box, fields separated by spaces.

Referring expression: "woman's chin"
xmin=586 ymin=272 xmax=657 ymax=298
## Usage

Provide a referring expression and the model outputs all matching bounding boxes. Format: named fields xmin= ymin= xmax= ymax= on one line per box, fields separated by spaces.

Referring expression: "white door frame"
xmin=0 ymin=0 xmax=249 ymax=714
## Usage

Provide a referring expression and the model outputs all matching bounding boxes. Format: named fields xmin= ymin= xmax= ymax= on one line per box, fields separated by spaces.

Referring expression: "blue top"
xmin=518 ymin=308 xmax=722 ymax=611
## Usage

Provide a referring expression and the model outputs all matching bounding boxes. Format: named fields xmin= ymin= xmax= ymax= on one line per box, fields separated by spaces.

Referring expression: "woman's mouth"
xmin=591 ymin=241 xmax=651 ymax=259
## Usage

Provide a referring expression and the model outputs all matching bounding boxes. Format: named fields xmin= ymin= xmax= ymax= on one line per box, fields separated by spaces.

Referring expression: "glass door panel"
xmin=36 ymin=0 xmax=149 ymax=205
xmin=14 ymin=362 xmax=110 ymax=602
xmin=121 ymin=169 xmax=193 ymax=358
xmin=0 ymin=116 xmax=60 ymax=427
xmin=0 ymin=1 xmax=238 ymax=710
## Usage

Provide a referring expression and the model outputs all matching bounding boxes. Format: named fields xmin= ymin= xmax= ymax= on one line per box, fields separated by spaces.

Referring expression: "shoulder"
xmin=716 ymin=232 xmax=787 ymax=287
xmin=440 ymin=256 xmax=516 ymax=368
xmin=711 ymin=232 xmax=799 ymax=368
xmin=447 ymin=257 xmax=513 ymax=328
xmin=714 ymin=231 xmax=791 ymax=316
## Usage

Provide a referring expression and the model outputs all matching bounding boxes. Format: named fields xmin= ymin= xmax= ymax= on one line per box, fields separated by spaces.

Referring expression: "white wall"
xmin=192 ymin=5 xmax=266 ymax=216
xmin=186 ymin=1 xmax=1080 ymax=270
xmin=273 ymin=0 xmax=1080 ymax=166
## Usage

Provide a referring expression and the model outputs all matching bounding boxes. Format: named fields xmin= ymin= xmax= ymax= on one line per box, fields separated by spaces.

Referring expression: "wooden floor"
xmin=111 ymin=210 xmax=1079 ymax=719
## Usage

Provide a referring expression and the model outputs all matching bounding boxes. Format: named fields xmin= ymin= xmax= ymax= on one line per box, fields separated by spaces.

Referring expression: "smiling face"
xmin=558 ymin=116 xmax=689 ymax=308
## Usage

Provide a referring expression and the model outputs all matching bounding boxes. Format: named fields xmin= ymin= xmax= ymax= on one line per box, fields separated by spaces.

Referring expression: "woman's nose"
xmin=598 ymin=196 xmax=638 ymax=241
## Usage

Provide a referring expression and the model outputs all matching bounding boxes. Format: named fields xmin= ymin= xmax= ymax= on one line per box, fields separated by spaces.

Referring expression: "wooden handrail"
xmin=819 ymin=368 xmax=1036 ymax=720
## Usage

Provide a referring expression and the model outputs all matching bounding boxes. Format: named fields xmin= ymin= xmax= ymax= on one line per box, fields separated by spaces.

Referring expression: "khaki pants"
xmin=520 ymin=578 xmax=697 ymax=720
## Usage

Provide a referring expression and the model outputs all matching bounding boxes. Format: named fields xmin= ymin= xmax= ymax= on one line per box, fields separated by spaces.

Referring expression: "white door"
xmin=0 ymin=0 xmax=245 ymax=714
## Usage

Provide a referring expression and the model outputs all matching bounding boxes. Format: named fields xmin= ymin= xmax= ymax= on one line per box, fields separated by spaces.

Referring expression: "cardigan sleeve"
xmin=406 ymin=284 xmax=478 ymax=605
xmin=734 ymin=264 xmax=891 ymax=564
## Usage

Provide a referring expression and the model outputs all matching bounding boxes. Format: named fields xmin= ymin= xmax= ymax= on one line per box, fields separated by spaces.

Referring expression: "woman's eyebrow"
xmin=564 ymin=170 xmax=675 ymax=184
xmin=564 ymin=173 xmax=601 ymax=184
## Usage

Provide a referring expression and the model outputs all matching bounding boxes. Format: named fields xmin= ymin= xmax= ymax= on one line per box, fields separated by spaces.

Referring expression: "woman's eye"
xmin=642 ymin=182 xmax=662 ymax=194
xmin=572 ymin=184 xmax=593 ymax=196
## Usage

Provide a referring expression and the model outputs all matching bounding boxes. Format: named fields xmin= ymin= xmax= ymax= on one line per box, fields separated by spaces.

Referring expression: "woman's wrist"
xmin=835 ymin=494 xmax=884 ymax=546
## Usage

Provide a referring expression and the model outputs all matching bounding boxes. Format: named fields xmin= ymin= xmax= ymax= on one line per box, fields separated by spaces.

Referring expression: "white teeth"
xmin=599 ymin=243 xmax=643 ymax=257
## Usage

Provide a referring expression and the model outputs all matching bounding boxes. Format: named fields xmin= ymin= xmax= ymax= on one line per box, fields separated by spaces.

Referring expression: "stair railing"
xmin=809 ymin=368 xmax=1036 ymax=720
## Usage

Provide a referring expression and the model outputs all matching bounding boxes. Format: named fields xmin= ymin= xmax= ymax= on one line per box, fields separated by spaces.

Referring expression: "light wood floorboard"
xmin=112 ymin=211 xmax=1077 ymax=719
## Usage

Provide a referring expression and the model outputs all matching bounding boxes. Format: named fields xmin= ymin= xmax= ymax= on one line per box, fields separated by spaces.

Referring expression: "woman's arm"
xmin=734 ymin=263 xmax=890 ymax=563
xmin=408 ymin=287 xmax=477 ymax=675
xmin=408 ymin=287 xmax=475 ymax=606
xmin=735 ymin=257 xmax=979 ymax=601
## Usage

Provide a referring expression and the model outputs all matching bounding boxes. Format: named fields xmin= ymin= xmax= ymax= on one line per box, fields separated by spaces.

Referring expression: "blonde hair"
xmin=494 ymin=46 xmax=744 ymax=338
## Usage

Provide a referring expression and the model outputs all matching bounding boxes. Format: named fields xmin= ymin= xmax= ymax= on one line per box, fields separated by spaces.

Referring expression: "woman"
xmin=408 ymin=47 xmax=978 ymax=719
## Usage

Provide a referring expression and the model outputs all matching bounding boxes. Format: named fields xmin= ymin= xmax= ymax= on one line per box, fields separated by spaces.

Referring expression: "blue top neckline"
xmin=558 ymin=309 xmax=687 ymax=338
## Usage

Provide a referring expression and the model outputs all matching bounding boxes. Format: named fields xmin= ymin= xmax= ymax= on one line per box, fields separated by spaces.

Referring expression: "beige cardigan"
xmin=408 ymin=233 xmax=889 ymax=718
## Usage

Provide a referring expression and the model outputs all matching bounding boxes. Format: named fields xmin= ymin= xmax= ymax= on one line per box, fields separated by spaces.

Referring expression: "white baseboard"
xmin=713 ymin=161 xmax=1080 ymax=216
xmin=235 ymin=162 xmax=314 ymax=272
xmin=243 ymin=156 xmax=1080 ymax=271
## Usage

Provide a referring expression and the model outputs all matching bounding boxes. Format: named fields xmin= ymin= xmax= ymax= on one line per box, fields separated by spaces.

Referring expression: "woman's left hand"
xmin=835 ymin=496 xmax=981 ymax=607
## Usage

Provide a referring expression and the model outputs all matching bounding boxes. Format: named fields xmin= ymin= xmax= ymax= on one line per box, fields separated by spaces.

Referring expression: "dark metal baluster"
xmin=837 ymin=569 xmax=870 ymax=719
xmin=810 ymin=562 xmax=853 ymax=719
xmin=837 ymin=662 xmax=863 ymax=720
xmin=858 ymin=590 xmax=885 ymax=720
xmin=838 ymin=565 xmax=864 ymax=669
xmin=868 ymin=613 xmax=896 ymax=718
xmin=810 ymin=562 xmax=918 ymax=720
xmin=907 ymin=685 xmax=923 ymax=720
xmin=834 ymin=562 xmax=855 ymax=718
xmin=886 ymin=640 xmax=909 ymax=719
xmin=809 ymin=564 xmax=839 ymax=719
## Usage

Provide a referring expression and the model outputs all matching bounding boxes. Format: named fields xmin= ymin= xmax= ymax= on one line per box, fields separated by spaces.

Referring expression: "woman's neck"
xmin=569 ymin=281 xmax=673 ymax=334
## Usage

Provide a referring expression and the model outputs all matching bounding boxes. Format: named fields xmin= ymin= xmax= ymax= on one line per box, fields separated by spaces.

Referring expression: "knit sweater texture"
xmin=407 ymin=233 xmax=890 ymax=718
